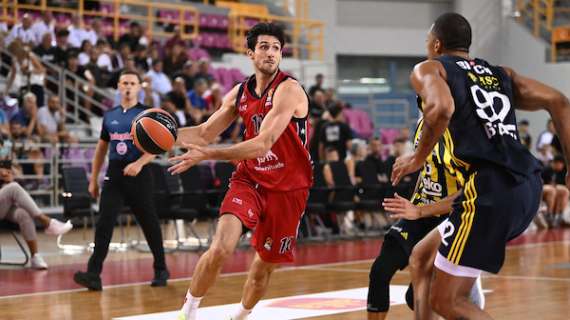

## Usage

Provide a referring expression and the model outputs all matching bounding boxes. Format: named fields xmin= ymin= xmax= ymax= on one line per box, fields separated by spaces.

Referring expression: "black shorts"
xmin=387 ymin=215 xmax=447 ymax=256
xmin=438 ymin=165 xmax=542 ymax=274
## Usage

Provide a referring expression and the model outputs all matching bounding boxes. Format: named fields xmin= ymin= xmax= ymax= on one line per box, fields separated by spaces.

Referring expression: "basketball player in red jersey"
xmin=169 ymin=23 xmax=312 ymax=320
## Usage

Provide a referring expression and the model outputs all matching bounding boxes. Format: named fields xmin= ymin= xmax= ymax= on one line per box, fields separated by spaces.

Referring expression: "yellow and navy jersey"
xmin=432 ymin=55 xmax=541 ymax=180
xmin=411 ymin=118 xmax=464 ymax=209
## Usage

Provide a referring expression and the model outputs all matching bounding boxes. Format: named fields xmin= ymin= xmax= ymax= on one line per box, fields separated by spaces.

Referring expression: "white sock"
xmin=180 ymin=290 xmax=202 ymax=319
xmin=469 ymin=276 xmax=485 ymax=309
xmin=230 ymin=303 xmax=252 ymax=320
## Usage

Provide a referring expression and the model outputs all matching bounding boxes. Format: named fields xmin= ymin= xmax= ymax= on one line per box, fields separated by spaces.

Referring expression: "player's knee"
xmin=408 ymin=248 xmax=427 ymax=276
xmin=429 ymin=283 xmax=455 ymax=317
xmin=369 ymin=256 xmax=395 ymax=284
xmin=208 ymin=243 xmax=234 ymax=266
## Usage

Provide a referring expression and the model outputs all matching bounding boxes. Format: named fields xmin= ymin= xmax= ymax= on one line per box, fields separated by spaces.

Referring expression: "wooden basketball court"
xmin=1 ymin=227 xmax=569 ymax=319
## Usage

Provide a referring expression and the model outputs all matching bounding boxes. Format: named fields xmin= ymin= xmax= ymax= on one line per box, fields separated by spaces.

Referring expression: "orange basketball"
xmin=131 ymin=108 xmax=178 ymax=154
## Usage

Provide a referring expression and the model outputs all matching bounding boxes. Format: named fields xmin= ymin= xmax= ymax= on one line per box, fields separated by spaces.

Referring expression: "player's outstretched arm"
xmin=505 ymin=67 xmax=570 ymax=188
xmin=168 ymin=80 xmax=306 ymax=174
xmin=175 ymin=84 xmax=240 ymax=147
xmin=383 ymin=191 xmax=462 ymax=220
xmin=391 ymin=61 xmax=455 ymax=185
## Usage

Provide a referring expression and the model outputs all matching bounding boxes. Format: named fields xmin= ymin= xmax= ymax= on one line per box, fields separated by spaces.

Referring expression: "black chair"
xmin=149 ymin=163 xmax=201 ymax=251
xmin=179 ymin=165 xmax=220 ymax=246
xmin=301 ymin=163 xmax=332 ymax=240
xmin=327 ymin=161 xmax=357 ymax=212
xmin=0 ymin=220 xmax=30 ymax=267
xmin=355 ymin=159 xmax=389 ymax=211
xmin=59 ymin=166 xmax=96 ymax=251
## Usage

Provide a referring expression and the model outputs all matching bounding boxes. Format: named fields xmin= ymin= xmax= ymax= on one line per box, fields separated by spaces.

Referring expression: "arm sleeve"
xmin=99 ymin=114 xmax=110 ymax=141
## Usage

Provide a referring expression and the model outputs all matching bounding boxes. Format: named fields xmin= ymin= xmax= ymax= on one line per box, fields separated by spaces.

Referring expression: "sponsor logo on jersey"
xmin=232 ymin=197 xmax=243 ymax=205
xmin=111 ymin=120 xmax=119 ymax=125
xmin=279 ymin=236 xmax=293 ymax=254
xmin=109 ymin=132 xmax=132 ymax=141
xmin=239 ymin=104 xmax=247 ymax=112
xmin=265 ymin=88 xmax=274 ymax=107
xmin=116 ymin=141 xmax=128 ymax=155
xmin=247 ymin=209 xmax=254 ymax=218
xmin=400 ymin=232 xmax=408 ymax=240
xmin=264 ymin=237 xmax=273 ymax=251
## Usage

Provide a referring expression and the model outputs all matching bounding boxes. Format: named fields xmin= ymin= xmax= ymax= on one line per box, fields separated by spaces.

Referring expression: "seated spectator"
xmin=11 ymin=92 xmax=39 ymax=138
xmin=141 ymin=76 xmax=161 ymax=108
xmin=0 ymin=108 xmax=8 ymax=136
xmin=166 ymin=77 xmax=193 ymax=126
xmin=133 ymin=44 xmax=150 ymax=73
xmin=308 ymin=73 xmax=324 ymax=97
xmin=53 ymin=29 xmax=70 ymax=66
xmin=5 ymin=40 xmax=47 ymax=106
xmin=518 ymin=119 xmax=532 ymax=150
xmin=31 ymin=11 xmax=55 ymax=46
xmin=67 ymin=15 xmax=88 ymax=48
xmin=196 ymin=58 xmax=214 ymax=83
xmin=163 ymin=42 xmax=187 ymax=78
xmin=0 ymin=162 xmax=72 ymax=269
xmin=146 ymin=60 xmax=172 ymax=96
xmin=37 ymin=95 xmax=76 ymax=144
xmin=112 ymin=43 xmax=132 ymax=70
xmin=205 ymin=83 xmax=223 ymax=113
xmin=95 ymin=39 xmax=113 ymax=72
xmin=118 ymin=21 xmax=148 ymax=51
xmin=78 ymin=39 xmax=94 ymax=66
xmin=391 ymin=137 xmax=418 ymax=199
xmin=5 ymin=13 xmax=35 ymax=46
xmin=33 ymin=33 xmax=57 ymax=64
xmin=542 ymin=155 xmax=569 ymax=228
xmin=187 ymin=77 xmax=208 ymax=116
xmin=319 ymin=102 xmax=352 ymax=160
xmin=173 ymin=60 xmax=198 ymax=91
xmin=8 ymin=118 xmax=46 ymax=188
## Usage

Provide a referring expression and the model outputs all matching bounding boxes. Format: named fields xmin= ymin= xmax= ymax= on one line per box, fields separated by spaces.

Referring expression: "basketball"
xmin=131 ymin=108 xmax=178 ymax=154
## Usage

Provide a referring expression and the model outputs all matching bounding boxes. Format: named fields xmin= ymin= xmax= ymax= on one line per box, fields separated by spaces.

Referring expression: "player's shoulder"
xmin=413 ymin=59 xmax=446 ymax=75
xmin=275 ymin=77 xmax=306 ymax=98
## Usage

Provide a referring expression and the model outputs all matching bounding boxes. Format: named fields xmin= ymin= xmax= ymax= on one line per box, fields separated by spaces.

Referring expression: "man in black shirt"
xmin=308 ymin=73 xmax=324 ymax=97
xmin=319 ymin=103 xmax=352 ymax=160
xmin=52 ymin=29 xmax=70 ymax=66
xmin=33 ymin=33 xmax=57 ymax=64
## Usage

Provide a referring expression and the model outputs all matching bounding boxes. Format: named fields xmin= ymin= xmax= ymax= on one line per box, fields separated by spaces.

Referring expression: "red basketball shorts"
xmin=219 ymin=176 xmax=309 ymax=263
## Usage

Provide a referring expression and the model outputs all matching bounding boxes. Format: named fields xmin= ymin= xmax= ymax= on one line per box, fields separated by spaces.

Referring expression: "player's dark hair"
xmin=432 ymin=12 xmax=472 ymax=52
xmin=246 ymin=22 xmax=286 ymax=51
xmin=119 ymin=70 xmax=142 ymax=83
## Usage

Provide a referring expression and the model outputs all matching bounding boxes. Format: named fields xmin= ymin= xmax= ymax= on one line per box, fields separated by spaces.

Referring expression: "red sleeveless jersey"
xmin=234 ymin=70 xmax=313 ymax=191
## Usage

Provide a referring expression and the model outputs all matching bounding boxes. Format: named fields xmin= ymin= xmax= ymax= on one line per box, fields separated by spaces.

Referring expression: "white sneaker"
xmin=31 ymin=254 xmax=48 ymax=270
xmin=45 ymin=219 xmax=73 ymax=236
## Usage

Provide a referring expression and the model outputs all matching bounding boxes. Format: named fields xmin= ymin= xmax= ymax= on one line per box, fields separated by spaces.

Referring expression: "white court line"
xmin=1 ymin=239 xmax=568 ymax=300
xmin=484 ymin=274 xmax=570 ymax=283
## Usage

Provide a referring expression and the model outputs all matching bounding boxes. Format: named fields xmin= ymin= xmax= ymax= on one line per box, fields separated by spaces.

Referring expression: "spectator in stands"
xmin=397 ymin=127 xmax=413 ymax=155
xmin=368 ymin=138 xmax=393 ymax=185
xmin=65 ymin=52 xmax=96 ymax=120
xmin=11 ymin=92 xmax=39 ymax=138
xmin=83 ymin=19 xmax=99 ymax=46
xmin=0 ymin=21 xmax=7 ymax=34
xmin=542 ymin=155 xmax=569 ymax=227
xmin=108 ymin=56 xmax=136 ymax=88
xmin=0 ymin=108 xmax=8 ymax=137
xmin=187 ymin=77 xmax=207 ymax=108
xmin=518 ymin=119 xmax=532 ymax=150
xmin=163 ymin=42 xmax=187 ymax=78
xmin=310 ymin=89 xmax=326 ymax=118
xmin=196 ymin=58 xmax=214 ymax=83
xmin=5 ymin=40 xmax=47 ymax=106
xmin=78 ymin=40 xmax=94 ymax=66
xmin=31 ymin=11 xmax=55 ymax=46
xmin=118 ymin=21 xmax=148 ymax=51
xmin=141 ymin=75 xmax=161 ymax=108
xmin=146 ymin=60 xmax=172 ymax=96
xmin=33 ymin=33 xmax=57 ymax=64
xmin=537 ymin=119 xmax=555 ymax=153
xmin=111 ymin=42 xmax=131 ymax=70
xmin=37 ymin=95 xmax=75 ymax=144
xmin=160 ymin=97 xmax=181 ymax=128
xmin=0 ymin=162 xmax=73 ymax=269
xmin=53 ymin=29 xmax=70 ymax=66
xmin=205 ymin=82 xmax=223 ymax=112
xmin=324 ymin=88 xmax=336 ymax=106
xmin=173 ymin=60 xmax=198 ymax=91
xmin=67 ymin=15 xmax=88 ymax=48
xmin=95 ymin=39 xmax=113 ymax=72
xmin=5 ymin=13 xmax=35 ymax=46
xmin=391 ymin=137 xmax=418 ymax=199
xmin=85 ymin=48 xmax=106 ymax=87
xmin=319 ymin=102 xmax=352 ymax=160
xmin=166 ymin=77 xmax=193 ymax=126
xmin=133 ymin=44 xmax=150 ymax=73
xmin=308 ymin=73 xmax=324 ymax=97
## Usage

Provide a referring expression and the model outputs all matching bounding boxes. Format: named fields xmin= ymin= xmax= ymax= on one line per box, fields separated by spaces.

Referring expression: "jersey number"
xmin=470 ymin=85 xmax=517 ymax=140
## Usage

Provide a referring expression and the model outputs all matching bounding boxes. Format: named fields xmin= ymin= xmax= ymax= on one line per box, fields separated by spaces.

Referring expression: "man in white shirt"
xmin=31 ymin=11 xmax=56 ymax=46
xmin=37 ymin=95 xmax=74 ymax=143
xmin=145 ymin=60 xmax=172 ymax=96
xmin=67 ymin=16 xmax=88 ymax=48
xmin=5 ymin=14 xmax=35 ymax=46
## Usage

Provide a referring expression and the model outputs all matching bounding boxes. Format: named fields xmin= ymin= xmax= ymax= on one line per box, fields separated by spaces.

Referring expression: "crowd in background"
xmin=0 ymin=11 xmax=569 ymax=233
